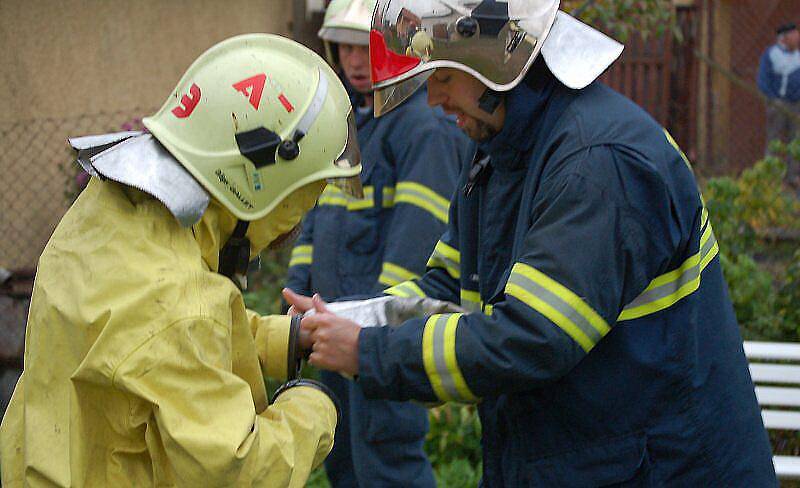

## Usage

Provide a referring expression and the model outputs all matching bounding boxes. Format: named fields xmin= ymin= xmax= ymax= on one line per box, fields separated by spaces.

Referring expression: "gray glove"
xmin=304 ymin=295 xmax=465 ymax=328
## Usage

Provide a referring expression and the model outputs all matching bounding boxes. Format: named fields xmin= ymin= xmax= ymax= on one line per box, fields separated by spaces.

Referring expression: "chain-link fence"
xmin=601 ymin=0 xmax=800 ymax=177
xmin=0 ymin=109 xmax=153 ymax=411
xmin=697 ymin=0 xmax=800 ymax=175
xmin=0 ymin=109 xmax=153 ymax=273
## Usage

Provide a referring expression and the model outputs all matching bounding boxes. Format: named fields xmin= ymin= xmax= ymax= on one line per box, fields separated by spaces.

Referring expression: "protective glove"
xmin=302 ymin=295 xmax=465 ymax=328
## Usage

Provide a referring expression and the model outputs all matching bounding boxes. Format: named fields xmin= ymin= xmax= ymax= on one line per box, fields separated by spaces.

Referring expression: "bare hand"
xmin=301 ymin=295 xmax=361 ymax=377
xmin=282 ymin=288 xmax=314 ymax=316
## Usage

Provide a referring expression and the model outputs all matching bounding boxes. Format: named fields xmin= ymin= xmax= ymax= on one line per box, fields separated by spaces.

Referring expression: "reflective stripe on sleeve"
xmin=384 ymin=280 xmax=426 ymax=298
xmin=288 ymin=245 xmax=313 ymax=267
xmin=427 ymin=240 xmax=461 ymax=279
xmin=422 ymin=314 xmax=478 ymax=403
xmin=505 ymin=263 xmax=610 ymax=353
xmin=460 ymin=289 xmax=482 ymax=313
xmin=395 ymin=182 xmax=450 ymax=223
xmin=317 ymin=185 xmax=396 ymax=210
xmin=378 ymin=262 xmax=419 ymax=287
xmin=618 ymin=219 xmax=719 ymax=321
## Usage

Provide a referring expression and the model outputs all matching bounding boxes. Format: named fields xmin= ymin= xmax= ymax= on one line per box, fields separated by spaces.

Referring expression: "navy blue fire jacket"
xmin=286 ymin=88 xmax=470 ymax=301
xmin=356 ymin=62 xmax=777 ymax=486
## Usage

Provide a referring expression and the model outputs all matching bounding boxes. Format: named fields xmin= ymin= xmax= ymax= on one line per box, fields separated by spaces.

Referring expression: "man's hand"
xmin=282 ymin=288 xmax=314 ymax=316
xmin=301 ymin=295 xmax=361 ymax=377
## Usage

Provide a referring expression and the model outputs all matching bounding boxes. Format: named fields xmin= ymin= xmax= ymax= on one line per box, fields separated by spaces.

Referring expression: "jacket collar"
xmin=478 ymin=58 xmax=557 ymax=171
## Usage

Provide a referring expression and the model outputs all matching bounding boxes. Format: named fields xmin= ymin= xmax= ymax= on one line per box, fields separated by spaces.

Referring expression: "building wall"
xmin=0 ymin=0 xmax=293 ymax=270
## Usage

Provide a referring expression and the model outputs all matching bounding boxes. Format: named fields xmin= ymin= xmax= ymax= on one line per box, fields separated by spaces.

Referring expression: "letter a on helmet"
xmin=144 ymin=34 xmax=363 ymax=221
xmin=369 ymin=0 xmax=624 ymax=116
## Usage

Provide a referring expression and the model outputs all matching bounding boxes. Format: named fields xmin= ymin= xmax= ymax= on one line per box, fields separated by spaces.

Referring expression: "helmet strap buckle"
xmin=219 ymin=220 xmax=251 ymax=289
xmin=478 ymin=88 xmax=503 ymax=114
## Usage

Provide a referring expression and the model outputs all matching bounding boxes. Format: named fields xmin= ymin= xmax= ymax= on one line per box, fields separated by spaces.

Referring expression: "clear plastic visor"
xmin=374 ymin=70 xmax=432 ymax=117
xmin=329 ymin=110 xmax=364 ymax=198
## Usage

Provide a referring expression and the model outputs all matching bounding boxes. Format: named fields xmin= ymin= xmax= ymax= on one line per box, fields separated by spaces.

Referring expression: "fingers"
xmin=312 ymin=294 xmax=331 ymax=314
xmin=282 ymin=288 xmax=313 ymax=314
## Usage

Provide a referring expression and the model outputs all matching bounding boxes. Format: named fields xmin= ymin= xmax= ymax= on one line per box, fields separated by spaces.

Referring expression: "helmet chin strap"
xmin=219 ymin=219 xmax=251 ymax=289
xmin=478 ymin=87 xmax=503 ymax=114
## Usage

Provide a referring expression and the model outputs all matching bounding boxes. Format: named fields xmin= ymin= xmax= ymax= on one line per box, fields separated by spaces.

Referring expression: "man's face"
xmin=338 ymin=43 xmax=371 ymax=94
xmin=427 ymin=68 xmax=505 ymax=142
xmin=786 ymin=29 xmax=800 ymax=50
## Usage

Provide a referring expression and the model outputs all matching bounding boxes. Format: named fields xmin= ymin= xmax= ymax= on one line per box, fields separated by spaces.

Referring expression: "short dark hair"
xmin=777 ymin=23 xmax=797 ymax=35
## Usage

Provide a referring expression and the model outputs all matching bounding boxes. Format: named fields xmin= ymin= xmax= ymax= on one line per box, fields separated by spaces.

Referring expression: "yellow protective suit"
xmin=0 ymin=177 xmax=335 ymax=487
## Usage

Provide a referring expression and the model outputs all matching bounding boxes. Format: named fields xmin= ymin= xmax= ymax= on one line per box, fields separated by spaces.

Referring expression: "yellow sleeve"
xmin=113 ymin=317 xmax=335 ymax=487
xmin=246 ymin=309 xmax=295 ymax=380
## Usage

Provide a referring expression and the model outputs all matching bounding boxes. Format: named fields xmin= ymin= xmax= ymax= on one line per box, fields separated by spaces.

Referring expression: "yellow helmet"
xmin=143 ymin=33 xmax=362 ymax=221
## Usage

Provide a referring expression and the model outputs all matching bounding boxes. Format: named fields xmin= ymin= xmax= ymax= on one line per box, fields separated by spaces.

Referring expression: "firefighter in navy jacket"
xmin=291 ymin=0 xmax=778 ymax=485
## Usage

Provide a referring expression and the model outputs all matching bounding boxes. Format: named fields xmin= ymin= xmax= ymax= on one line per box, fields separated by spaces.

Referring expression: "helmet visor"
xmin=329 ymin=110 xmax=364 ymax=198
xmin=373 ymin=69 xmax=432 ymax=116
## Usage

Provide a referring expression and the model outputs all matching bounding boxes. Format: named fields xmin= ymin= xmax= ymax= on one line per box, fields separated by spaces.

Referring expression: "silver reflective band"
xmin=430 ymin=314 xmax=464 ymax=401
xmin=427 ymin=240 xmax=460 ymax=279
xmin=507 ymin=269 xmax=604 ymax=345
xmin=294 ymin=67 xmax=329 ymax=137
xmin=422 ymin=313 xmax=478 ymax=402
xmin=618 ymin=217 xmax=719 ymax=321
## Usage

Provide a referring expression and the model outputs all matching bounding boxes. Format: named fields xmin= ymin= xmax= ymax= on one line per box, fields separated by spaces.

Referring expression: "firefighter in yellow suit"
xmin=0 ymin=33 xmax=363 ymax=487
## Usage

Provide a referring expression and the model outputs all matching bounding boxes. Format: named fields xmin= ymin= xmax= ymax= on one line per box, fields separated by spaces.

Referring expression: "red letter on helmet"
xmin=233 ymin=74 xmax=267 ymax=110
xmin=171 ymin=84 xmax=202 ymax=119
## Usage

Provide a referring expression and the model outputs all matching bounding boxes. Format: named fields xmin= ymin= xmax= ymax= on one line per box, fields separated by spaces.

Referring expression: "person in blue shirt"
xmin=289 ymin=0 xmax=778 ymax=485
xmin=284 ymin=0 xmax=470 ymax=485
xmin=758 ymin=22 xmax=800 ymax=190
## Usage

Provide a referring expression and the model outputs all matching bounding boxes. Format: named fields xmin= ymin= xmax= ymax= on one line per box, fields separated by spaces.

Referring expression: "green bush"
xmin=704 ymin=142 xmax=800 ymax=342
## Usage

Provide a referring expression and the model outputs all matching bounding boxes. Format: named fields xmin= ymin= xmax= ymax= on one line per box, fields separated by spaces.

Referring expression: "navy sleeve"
xmin=374 ymin=118 xmax=467 ymax=294
xmin=382 ymin=186 xmax=464 ymax=305
xmin=357 ymin=145 xmax=681 ymax=403
xmin=284 ymin=206 xmax=316 ymax=297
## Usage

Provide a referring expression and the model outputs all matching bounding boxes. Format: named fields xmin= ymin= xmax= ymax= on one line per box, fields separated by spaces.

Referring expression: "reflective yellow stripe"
xmin=664 ymin=128 xmax=693 ymax=171
xmin=618 ymin=220 xmax=719 ymax=321
xmin=443 ymin=314 xmax=478 ymax=402
xmin=460 ymin=289 xmax=482 ymax=313
xmin=483 ymin=304 xmax=493 ymax=315
xmin=378 ymin=262 xmax=419 ymax=287
xmin=395 ymin=182 xmax=450 ymax=223
xmin=318 ymin=185 xmax=378 ymax=210
xmin=383 ymin=187 xmax=396 ymax=207
xmin=288 ymin=245 xmax=312 ymax=267
xmin=422 ymin=316 xmax=445 ymax=400
xmin=422 ymin=314 xmax=478 ymax=403
xmin=427 ymin=240 xmax=460 ymax=279
xmin=505 ymin=263 xmax=610 ymax=352
xmin=385 ymin=280 xmax=426 ymax=298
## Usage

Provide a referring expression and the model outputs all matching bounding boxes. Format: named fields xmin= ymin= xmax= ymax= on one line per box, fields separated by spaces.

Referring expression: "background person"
xmin=284 ymin=0 xmax=470 ymax=485
xmin=758 ymin=22 xmax=800 ymax=190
